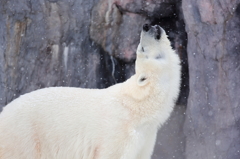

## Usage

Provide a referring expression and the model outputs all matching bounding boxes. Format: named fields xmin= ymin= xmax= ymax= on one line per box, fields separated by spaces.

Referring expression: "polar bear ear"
xmin=137 ymin=74 xmax=149 ymax=86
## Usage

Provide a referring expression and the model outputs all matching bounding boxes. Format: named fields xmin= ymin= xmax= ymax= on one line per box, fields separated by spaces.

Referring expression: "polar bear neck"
xmin=113 ymin=47 xmax=181 ymax=126
xmin=116 ymin=73 xmax=175 ymax=126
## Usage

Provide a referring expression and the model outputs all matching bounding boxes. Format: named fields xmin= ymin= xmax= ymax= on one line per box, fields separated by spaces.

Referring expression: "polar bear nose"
xmin=142 ymin=24 xmax=162 ymax=40
xmin=143 ymin=24 xmax=150 ymax=32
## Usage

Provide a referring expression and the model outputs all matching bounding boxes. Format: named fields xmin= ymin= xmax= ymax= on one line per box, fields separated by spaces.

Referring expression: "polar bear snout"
xmin=142 ymin=24 xmax=162 ymax=40
xmin=154 ymin=25 xmax=162 ymax=40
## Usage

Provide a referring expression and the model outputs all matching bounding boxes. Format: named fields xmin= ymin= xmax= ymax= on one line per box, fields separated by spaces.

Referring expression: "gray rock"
xmin=0 ymin=0 xmax=118 ymax=109
xmin=182 ymin=0 xmax=240 ymax=158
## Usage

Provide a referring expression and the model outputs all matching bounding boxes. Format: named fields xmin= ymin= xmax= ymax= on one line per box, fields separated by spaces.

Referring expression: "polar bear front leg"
xmin=118 ymin=135 xmax=145 ymax=159
xmin=95 ymin=136 xmax=140 ymax=159
xmin=119 ymin=129 xmax=157 ymax=159
xmin=137 ymin=130 xmax=158 ymax=159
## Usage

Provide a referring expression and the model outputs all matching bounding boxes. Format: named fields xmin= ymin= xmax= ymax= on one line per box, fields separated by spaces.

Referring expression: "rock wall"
xmin=0 ymin=0 xmax=118 ymax=109
xmin=182 ymin=0 xmax=240 ymax=158
xmin=2 ymin=0 xmax=239 ymax=158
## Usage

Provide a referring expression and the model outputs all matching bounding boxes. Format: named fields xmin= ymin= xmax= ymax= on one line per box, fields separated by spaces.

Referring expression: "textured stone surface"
xmin=182 ymin=0 xmax=240 ymax=158
xmin=0 ymin=0 xmax=121 ymax=109
xmin=89 ymin=0 xmax=183 ymax=62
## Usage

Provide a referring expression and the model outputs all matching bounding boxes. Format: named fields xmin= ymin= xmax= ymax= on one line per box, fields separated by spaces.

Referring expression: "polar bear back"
xmin=0 ymin=86 xmax=131 ymax=159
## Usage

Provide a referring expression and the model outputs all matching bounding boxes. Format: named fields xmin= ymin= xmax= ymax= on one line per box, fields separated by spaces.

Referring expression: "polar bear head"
xmin=135 ymin=24 xmax=177 ymax=87
xmin=122 ymin=24 xmax=180 ymax=101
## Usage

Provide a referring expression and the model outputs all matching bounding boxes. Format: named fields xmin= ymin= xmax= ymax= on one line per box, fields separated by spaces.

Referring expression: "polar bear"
xmin=0 ymin=24 xmax=181 ymax=159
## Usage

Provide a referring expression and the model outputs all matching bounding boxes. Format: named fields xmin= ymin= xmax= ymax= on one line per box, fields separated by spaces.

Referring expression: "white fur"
xmin=0 ymin=26 xmax=181 ymax=159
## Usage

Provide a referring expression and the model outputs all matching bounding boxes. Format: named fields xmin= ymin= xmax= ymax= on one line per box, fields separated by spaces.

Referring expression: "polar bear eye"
xmin=140 ymin=77 xmax=147 ymax=82
xmin=141 ymin=47 xmax=144 ymax=52
xmin=137 ymin=74 xmax=149 ymax=86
